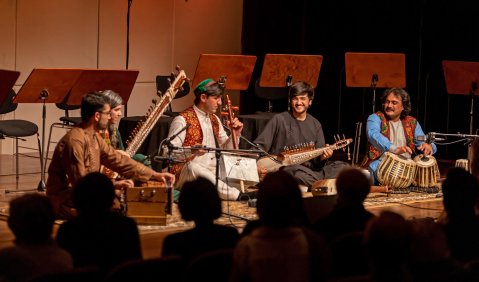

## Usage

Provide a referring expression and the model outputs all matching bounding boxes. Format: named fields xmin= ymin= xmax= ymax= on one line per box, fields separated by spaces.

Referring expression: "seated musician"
xmin=166 ymin=78 xmax=256 ymax=201
xmin=46 ymin=92 xmax=175 ymax=219
xmin=98 ymin=89 xmax=150 ymax=166
xmin=254 ymin=81 xmax=349 ymax=190
xmin=360 ymin=88 xmax=437 ymax=184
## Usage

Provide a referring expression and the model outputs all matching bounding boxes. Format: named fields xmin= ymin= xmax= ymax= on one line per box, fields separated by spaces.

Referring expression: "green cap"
xmin=194 ymin=78 xmax=215 ymax=96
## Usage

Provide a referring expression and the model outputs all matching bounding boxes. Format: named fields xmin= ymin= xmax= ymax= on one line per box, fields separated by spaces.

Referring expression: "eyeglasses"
xmin=97 ymin=111 xmax=111 ymax=117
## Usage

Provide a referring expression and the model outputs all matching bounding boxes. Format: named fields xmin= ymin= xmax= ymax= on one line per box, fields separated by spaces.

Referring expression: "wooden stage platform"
xmin=0 ymin=153 xmax=445 ymax=259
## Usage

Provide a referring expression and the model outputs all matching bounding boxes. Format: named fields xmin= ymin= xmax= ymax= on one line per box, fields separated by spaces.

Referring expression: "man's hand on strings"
xmin=226 ymin=117 xmax=243 ymax=136
xmin=320 ymin=145 xmax=333 ymax=161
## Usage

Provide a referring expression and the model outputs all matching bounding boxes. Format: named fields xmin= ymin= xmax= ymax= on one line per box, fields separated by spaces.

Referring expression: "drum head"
xmin=414 ymin=154 xmax=436 ymax=167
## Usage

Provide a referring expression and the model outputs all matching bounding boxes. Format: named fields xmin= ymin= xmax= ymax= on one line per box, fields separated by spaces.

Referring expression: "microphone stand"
xmin=221 ymin=124 xmax=280 ymax=164
xmin=168 ymin=144 xmax=262 ymax=222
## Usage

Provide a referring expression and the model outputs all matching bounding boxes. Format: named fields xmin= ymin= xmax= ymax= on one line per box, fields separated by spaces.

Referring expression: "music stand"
xmin=345 ymin=52 xmax=406 ymax=166
xmin=442 ymin=60 xmax=479 ymax=135
xmin=69 ymin=69 xmax=139 ymax=105
xmin=16 ymin=68 xmax=84 ymax=191
xmin=258 ymin=54 xmax=323 ymax=111
xmin=345 ymin=52 xmax=406 ymax=113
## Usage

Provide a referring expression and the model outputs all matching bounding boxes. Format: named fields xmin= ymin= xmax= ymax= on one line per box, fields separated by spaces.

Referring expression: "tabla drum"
xmin=413 ymin=154 xmax=440 ymax=188
xmin=455 ymin=158 xmax=469 ymax=172
xmin=377 ymin=152 xmax=417 ymax=188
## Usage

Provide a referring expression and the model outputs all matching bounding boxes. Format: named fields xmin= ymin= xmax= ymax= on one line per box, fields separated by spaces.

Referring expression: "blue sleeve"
xmin=366 ymin=114 xmax=393 ymax=153
xmin=414 ymin=122 xmax=437 ymax=154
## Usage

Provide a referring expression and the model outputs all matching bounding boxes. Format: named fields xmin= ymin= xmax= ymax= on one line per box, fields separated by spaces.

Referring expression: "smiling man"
xmin=255 ymin=81 xmax=348 ymax=190
xmin=361 ymin=88 xmax=437 ymax=184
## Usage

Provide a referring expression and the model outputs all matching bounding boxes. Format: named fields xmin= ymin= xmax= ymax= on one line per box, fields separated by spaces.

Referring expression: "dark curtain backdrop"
xmin=241 ymin=0 xmax=479 ymax=161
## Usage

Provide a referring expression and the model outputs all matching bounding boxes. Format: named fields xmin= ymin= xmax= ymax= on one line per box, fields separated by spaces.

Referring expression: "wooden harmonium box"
xmin=126 ymin=181 xmax=171 ymax=225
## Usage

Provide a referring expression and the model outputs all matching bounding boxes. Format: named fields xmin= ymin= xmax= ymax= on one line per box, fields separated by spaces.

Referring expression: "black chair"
xmin=0 ymin=89 xmax=42 ymax=181
xmin=254 ymin=80 xmax=289 ymax=113
xmin=44 ymin=100 xmax=81 ymax=169
xmin=182 ymin=248 xmax=234 ymax=282
xmin=156 ymin=75 xmax=190 ymax=117
xmin=28 ymin=266 xmax=101 ymax=282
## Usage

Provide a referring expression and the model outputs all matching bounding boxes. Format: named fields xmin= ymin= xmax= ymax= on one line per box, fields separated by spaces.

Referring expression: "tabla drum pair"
xmin=377 ymin=152 xmax=440 ymax=188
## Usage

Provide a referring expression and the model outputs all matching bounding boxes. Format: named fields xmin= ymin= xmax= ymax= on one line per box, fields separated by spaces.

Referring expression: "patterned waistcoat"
xmin=361 ymin=111 xmax=417 ymax=168
xmin=170 ymin=106 xmax=220 ymax=176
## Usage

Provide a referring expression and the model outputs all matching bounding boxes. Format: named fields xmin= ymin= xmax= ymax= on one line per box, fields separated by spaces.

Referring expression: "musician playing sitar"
xmin=361 ymin=88 xmax=437 ymax=184
xmin=255 ymin=81 xmax=349 ymax=190
xmin=46 ymin=92 xmax=176 ymax=220
xmin=98 ymin=90 xmax=150 ymax=167
xmin=166 ymin=78 xmax=256 ymax=201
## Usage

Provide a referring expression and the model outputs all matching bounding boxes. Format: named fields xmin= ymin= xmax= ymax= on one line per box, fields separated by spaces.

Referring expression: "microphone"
xmin=166 ymin=124 xmax=189 ymax=144
xmin=417 ymin=133 xmax=446 ymax=143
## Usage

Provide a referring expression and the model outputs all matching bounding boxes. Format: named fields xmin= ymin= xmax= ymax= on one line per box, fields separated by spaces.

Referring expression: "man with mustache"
xmin=255 ymin=81 xmax=348 ymax=190
xmin=361 ymin=88 xmax=436 ymax=184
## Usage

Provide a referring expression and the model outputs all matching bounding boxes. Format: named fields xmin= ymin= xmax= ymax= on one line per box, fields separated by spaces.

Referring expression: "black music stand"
xmin=442 ymin=60 xmax=479 ymax=135
xmin=345 ymin=52 xmax=406 ymax=165
xmin=156 ymin=74 xmax=190 ymax=116
xmin=258 ymin=53 xmax=323 ymax=112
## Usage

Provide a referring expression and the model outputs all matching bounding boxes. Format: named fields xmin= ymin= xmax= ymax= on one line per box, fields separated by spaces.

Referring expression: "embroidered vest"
xmin=361 ymin=111 xmax=417 ymax=168
xmin=170 ymin=106 xmax=220 ymax=176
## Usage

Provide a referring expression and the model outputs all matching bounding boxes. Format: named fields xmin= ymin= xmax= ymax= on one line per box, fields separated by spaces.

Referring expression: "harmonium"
xmin=125 ymin=180 xmax=172 ymax=225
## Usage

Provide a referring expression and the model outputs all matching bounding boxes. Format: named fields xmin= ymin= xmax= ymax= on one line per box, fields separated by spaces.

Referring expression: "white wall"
xmin=0 ymin=0 xmax=243 ymax=154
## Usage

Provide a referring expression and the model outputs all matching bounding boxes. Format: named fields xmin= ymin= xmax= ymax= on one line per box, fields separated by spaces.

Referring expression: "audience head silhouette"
xmin=72 ymin=172 xmax=115 ymax=216
xmin=256 ymin=170 xmax=306 ymax=227
xmin=8 ymin=193 xmax=55 ymax=244
xmin=442 ymin=167 xmax=479 ymax=216
xmin=364 ymin=211 xmax=411 ymax=265
xmin=178 ymin=177 xmax=222 ymax=224
xmin=336 ymin=167 xmax=371 ymax=204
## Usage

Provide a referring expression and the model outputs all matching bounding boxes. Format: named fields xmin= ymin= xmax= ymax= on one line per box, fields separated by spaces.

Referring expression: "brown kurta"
xmin=46 ymin=126 xmax=155 ymax=217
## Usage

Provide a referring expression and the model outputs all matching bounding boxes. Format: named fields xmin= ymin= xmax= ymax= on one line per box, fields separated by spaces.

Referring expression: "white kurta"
xmin=166 ymin=105 xmax=241 ymax=200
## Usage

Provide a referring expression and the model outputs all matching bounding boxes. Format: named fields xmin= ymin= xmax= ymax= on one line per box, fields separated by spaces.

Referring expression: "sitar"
xmin=101 ymin=67 xmax=188 ymax=179
xmin=256 ymin=138 xmax=353 ymax=173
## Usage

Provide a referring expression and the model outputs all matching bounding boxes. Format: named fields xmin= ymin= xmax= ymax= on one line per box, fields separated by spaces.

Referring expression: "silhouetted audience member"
xmin=313 ymin=167 xmax=375 ymax=242
xmin=56 ymin=172 xmax=141 ymax=272
xmin=0 ymin=193 xmax=73 ymax=282
xmin=230 ymin=170 xmax=331 ymax=282
xmin=439 ymin=167 xmax=479 ymax=264
xmin=364 ymin=211 xmax=413 ymax=282
xmin=409 ymin=218 xmax=463 ymax=282
xmin=162 ymin=177 xmax=240 ymax=265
